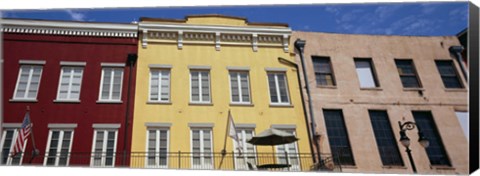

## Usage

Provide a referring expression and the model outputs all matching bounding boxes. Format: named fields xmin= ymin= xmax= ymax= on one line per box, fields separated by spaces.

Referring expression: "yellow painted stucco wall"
xmin=130 ymin=17 xmax=313 ymax=170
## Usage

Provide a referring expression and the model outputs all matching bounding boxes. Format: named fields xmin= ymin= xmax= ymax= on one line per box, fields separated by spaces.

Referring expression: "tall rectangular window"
xmin=190 ymin=70 xmax=210 ymax=103
xmin=267 ymin=72 xmax=290 ymax=104
xmin=91 ymin=130 xmax=118 ymax=167
xmin=312 ymin=56 xmax=335 ymax=86
xmin=146 ymin=129 xmax=169 ymax=168
xmin=323 ymin=109 xmax=355 ymax=165
xmin=276 ymin=129 xmax=300 ymax=171
xmin=191 ymin=128 xmax=213 ymax=169
xmin=233 ymin=129 xmax=256 ymax=170
xmin=412 ymin=111 xmax=450 ymax=166
xmin=368 ymin=110 xmax=403 ymax=166
xmin=56 ymin=67 xmax=84 ymax=101
xmin=395 ymin=59 xmax=421 ymax=88
xmin=44 ymin=130 xmax=74 ymax=166
xmin=229 ymin=71 xmax=251 ymax=104
xmin=99 ymin=67 xmax=123 ymax=101
xmin=1 ymin=129 xmax=24 ymax=165
xmin=435 ymin=60 xmax=463 ymax=88
xmin=13 ymin=65 xmax=43 ymax=100
xmin=355 ymin=58 xmax=379 ymax=88
xmin=455 ymin=111 xmax=469 ymax=141
xmin=149 ymin=69 xmax=171 ymax=102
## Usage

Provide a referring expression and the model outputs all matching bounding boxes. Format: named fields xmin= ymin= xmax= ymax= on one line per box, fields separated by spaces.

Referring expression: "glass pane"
xmin=268 ymin=74 xmax=278 ymax=103
xmin=355 ymin=60 xmax=377 ymax=88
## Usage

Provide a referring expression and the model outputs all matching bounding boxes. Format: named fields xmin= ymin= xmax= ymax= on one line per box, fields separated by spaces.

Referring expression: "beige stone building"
xmin=291 ymin=31 xmax=469 ymax=174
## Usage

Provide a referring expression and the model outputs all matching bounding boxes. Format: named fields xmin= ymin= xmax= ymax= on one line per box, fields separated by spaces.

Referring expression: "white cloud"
xmin=324 ymin=6 xmax=340 ymax=15
xmin=65 ymin=10 xmax=86 ymax=21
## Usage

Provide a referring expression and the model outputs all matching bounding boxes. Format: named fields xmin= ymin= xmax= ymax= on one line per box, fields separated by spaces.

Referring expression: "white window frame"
xmin=145 ymin=128 xmax=169 ymax=168
xmin=43 ymin=129 xmax=74 ymax=166
xmin=455 ymin=111 xmax=469 ymax=141
xmin=148 ymin=69 xmax=171 ymax=103
xmin=189 ymin=70 xmax=211 ymax=104
xmin=354 ymin=59 xmax=379 ymax=88
xmin=1 ymin=128 xmax=26 ymax=165
xmin=228 ymin=71 xmax=251 ymax=104
xmin=275 ymin=129 xmax=300 ymax=171
xmin=232 ymin=128 xmax=257 ymax=170
xmin=12 ymin=65 xmax=43 ymax=101
xmin=90 ymin=129 xmax=118 ymax=167
xmin=190 ymin=128 xmax=213 ymax=169
xmin=267 ymin=72 xmax=290 ymax=105
xmin=98 ymin=67 xmax=124 ymax=102
xmin=55 ymin=66 xmax=84 ymax=101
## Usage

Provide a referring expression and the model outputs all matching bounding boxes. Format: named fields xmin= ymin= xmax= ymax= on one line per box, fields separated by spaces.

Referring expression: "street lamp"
xmin=398 ymin=121 xmax=429 ymax=174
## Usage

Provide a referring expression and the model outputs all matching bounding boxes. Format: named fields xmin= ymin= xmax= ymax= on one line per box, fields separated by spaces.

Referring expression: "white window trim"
xmin=97 ymin=67 xmax=124 ymax=102
xmin=189 ymin=70 xmax=211 ymax=104
xmin=190 ymin=128 xmax=214 ymax=169
xmin=12 ymin=65 xmax=43 ymax=101
xmin=232 ymin=129 xmax=257 ymax=170
xmin=354 ymin=59 xmax=378 ymax=88
xmin=90 ymin=129 xmax=118 ymax=167
xmin=145 ymin=128 xmax=170 ymax=168
xmin=267 ymin=72 xmax=291 ymax=105
xmin=148 ymin=69 xmax=171 ymax=103
xmin=275 ymin=129 xmax=300 ymax=171
xmin=228 ymin=71 xmax=251 ymax=104
xmin=1 ymin=128 xmax=27 ymax=165
xmin=43 ymin=130 xmax=74 ymax=166
xmin=55 ymin=66 xmax=84 ymax=101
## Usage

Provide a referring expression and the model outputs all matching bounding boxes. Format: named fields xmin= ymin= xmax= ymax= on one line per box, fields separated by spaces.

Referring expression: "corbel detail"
xmin=252 ymin=33 xmax=258 ymax=52
xmin=142 ymin=29 xmax=148 ymax=48
xmin=178 ymin=30 xmax=184 ymax=50
xmin=215 ymin=32 xmax=221 ymax=51
xmin=283 ymin=34 xmax=289 ymax=53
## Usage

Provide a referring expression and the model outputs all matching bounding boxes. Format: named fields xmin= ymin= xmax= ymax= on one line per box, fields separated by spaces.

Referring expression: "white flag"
xmin=228 ymin=111 xmax=243 ymax=154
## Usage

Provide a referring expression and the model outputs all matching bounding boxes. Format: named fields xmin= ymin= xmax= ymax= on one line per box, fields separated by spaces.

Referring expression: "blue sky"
xmin=0 ymin=2 xmax=468 ymax=36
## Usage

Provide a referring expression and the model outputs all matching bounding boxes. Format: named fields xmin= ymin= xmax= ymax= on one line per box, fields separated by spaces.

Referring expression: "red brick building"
xmin=1 ymin=19 xmax=138 ymax=167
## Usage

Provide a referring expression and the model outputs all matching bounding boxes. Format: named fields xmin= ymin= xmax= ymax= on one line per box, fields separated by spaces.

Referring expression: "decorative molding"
xmin=178 ymin=30 xmax=183 ymax=49
xmin=145 ymin=122 xmax=172 ymax=128
xmin=226 ymin=66 xmax=250 ymax=71
xmin=2 ymin=123 xmax=22 ymax=128
xmin=19 ymin=60 xmax=46 ymax=65
xmin=252 ymin=33 xmax=258 ymax=52
xmin=265 ymin=67 xmax=287 ymax=72
xmin=149 ymin=64 xmax=172 ymax=69
xmin=60 ymin=61 xmax=86 ymax=66
xmin=271 ymin=124 xmax=296 ymax=129
xmin=215 ymin=32 xmax=221 ymax=51
xmin=188 ymin=123 xmax=214 ymax=128
xmin=1 ymin=19 xmax=137 ymax=38
xmin=283 ymin=34 xmax=289 ymax=53
xmin=92 ymin=123 xmax=121 ymax=129
xmin=142 ymin=29 xmax=148 ymax=48
xmin=101 ymin=63 xmax=126 ymax=67
xmin=236 ymin=123 xmax=256 ymax=128
xmin=188 ymin=65 xmax=211 ymax=70
xmin=48 ymin=123 xmax=78 ymax=129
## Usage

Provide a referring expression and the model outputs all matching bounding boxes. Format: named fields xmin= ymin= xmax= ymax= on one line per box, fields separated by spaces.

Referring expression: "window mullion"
xmin=237 ymin=73 xmax=243 ymax=102
xmin=198 ymin=72 xmax=203 ymax=102
xmin=102 ymin=131 xmax=108 ymax=166
xmin=158 ymin=72 xmax=162 ymax=101
xmin=109 ymin=69 xmax=115 ymax=100
xmin=67 ymin=69 xmax=74 ymax=99
xmin=24 ymin=67 xmax=34 ymax=98
xmin=274 ymin=74 xmax=281 ymax=103
xmin=56 ymin=131 xmax=64 ymax=166
xmin=156 ymin=130 xmax=160 ymax=165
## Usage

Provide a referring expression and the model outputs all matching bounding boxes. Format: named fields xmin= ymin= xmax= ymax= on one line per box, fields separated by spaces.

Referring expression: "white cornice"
xmin=139 ymin=22 xmax=291 ymax=52
xmin=1 ymin=19 xmax=138 ymax=38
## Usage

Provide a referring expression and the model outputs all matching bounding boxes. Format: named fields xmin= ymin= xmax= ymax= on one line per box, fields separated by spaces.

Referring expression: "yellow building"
xmin=130 ymin=15 xmax=313 ymax=171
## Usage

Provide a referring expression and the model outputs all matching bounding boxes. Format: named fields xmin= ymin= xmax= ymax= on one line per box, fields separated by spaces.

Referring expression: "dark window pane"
xmin=369 ymin=110 xmax=404 ymax=166
xmin=412 ymin=111 xmax=450 ymax=166
xmin=323 ymin=110 xmax=355 ymax=165
xmin=395 ymin=60 xmax=421 ymax=88
xmin=435 ymin=61 xmax=463 ymax=88
xmin=312 ymin=57 xmax=335 ymax=86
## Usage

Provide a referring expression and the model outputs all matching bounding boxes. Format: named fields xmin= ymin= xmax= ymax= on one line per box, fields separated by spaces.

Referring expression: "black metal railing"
xmin=2 ymin=151 xmax=342 ymax=172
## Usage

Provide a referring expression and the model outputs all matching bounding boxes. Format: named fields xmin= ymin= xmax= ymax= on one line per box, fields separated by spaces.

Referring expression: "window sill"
xmin=269 ymin=104 xmax=293 ymax=108
xmin=9 ymin=99 xmax=38 ymax=103
xmin=430 ymin=165 xmax=456 ymax=170
xmin=230 ymin=103 xmax=254 ymax=107
xmin=147 ymin=101 xmax=172 ymax=105
xmin=96 ymin=100 xmax=123 ymax=104
xmin=382 ymin=165 xmax=407 ymax=169
xmin=444 ymin=88 xmax=468 ymax=92
xmin=360 ymin=87 xmax=383 ymax=91
xmin=53 ymin=99 xmax=81 ymax=103
xmin=403 ymin=88 xmax=425 ymax=91
xmin=340 ymin=165 xmax=357 ymax=169
xmin=317 ymin=85 xmax=337 ymax=89
xmin=189 ymin=102 xmax=213 ymax=106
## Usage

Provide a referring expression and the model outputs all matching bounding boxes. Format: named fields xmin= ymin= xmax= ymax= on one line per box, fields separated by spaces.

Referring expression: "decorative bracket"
xmin=142 ymin=29 xmax=148 ymax=48
xmin=178 ymin=30 xmax=183 ymax=50
xmin=252 ymin=33 xmax=258 ymax=52
xmin=215 ymin=32 xmax=221 ymax=51
xmin=283 ymin=34 xmax=289 ymax=53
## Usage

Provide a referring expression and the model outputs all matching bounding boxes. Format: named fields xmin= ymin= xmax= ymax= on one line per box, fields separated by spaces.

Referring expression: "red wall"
xmin=3 ymin=33 xmax=138 ymax=166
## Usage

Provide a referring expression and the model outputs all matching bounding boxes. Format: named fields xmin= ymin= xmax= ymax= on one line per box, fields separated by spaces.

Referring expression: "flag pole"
xmin=218 ymin=109 xmax=231 ymax=169
xmin=26 ymin=106 xmax=39 ymax=163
